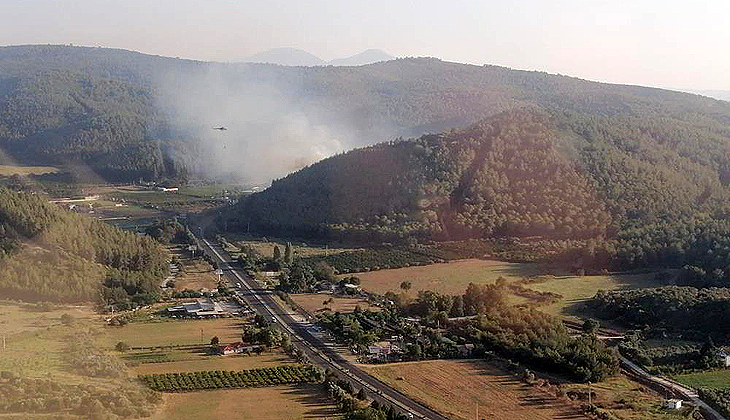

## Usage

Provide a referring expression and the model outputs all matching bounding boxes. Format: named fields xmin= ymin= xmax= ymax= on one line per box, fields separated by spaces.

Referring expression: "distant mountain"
xmin=244 ymin=47 xmax=325 ymax=66
xmin=328 ymin=49 xmax=394 ymax=66
xmin=2 ymin=45 xmax=730 ymax=184
xmin=243 ymin=47 xmax=393 ymax=67
xmin=694 ymin=90 xmax=730 ymax=102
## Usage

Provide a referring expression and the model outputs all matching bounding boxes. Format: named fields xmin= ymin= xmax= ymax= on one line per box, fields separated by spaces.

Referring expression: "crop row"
xmin=139 ymin=366 xmax=320 ymax=392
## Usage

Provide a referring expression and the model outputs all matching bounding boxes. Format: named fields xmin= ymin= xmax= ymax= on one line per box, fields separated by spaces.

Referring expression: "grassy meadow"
xmin=0 ymin=164 xmax=59 ymax=176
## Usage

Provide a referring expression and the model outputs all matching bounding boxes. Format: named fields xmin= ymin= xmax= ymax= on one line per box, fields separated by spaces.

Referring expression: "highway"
xmin=195 ymin=235 xmax=450 ymax=420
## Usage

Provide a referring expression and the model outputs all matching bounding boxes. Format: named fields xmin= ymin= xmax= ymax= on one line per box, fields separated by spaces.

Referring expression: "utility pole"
xmin=476 ymin=401 xmax=478 ymax=420
xmin=588 ymin=381 xmax=592 ymax=405
xmin=2 ymin=335 xmax=5 ymax=351
xmin=200 ymin=328 xmax=203 ymax=344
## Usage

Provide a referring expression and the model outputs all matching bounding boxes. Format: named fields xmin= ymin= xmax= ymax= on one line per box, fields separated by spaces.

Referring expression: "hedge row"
xmin=139 ymin=366 xmax=320 ymax=392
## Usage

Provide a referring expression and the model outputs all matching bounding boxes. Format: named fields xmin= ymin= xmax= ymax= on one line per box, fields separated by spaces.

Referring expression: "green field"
xmin=674 ymin=370 xmax=730 ymax=389
xmin=524 ymin=273 xmax=661 ymax=318
xmin=0 ymin=164 xmax=59 ymax=176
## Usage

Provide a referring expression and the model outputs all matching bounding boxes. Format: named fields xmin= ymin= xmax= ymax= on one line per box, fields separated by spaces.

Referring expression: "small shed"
xmin=665 ymin=399 xmax=682 ymax=410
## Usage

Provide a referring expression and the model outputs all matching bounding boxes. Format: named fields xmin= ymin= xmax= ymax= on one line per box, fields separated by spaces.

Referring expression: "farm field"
xmin=0 ymin=164 xmax=59 ymax=176
xmin=290 ymin=293 xmax=379 ymax=315
xmin=562 ymin=375 xmax=694 ymax=419
xmin=366 ymin=359 xmax=690 ymax=420
xmin=674 ymin=370 xmax=730 ymax=389
xmin=229 ymin=236 xmax=355 ymax=259
xmin=354 ymin=258 xmax=543 ymax=295
xmin=365 ymin=359 xmax=586 ymax=420
xmin=524 ymin=273 xmax=661 ymax=318
xmin=132 ymin=352 xmax=295 ymax=375
xmin=150 ymin=384 xmax=341 ymax=420
xmin=101 ymin=318 xmax=246 ymax=349
xmin=168 ymin=246 xmax=219 ymax=291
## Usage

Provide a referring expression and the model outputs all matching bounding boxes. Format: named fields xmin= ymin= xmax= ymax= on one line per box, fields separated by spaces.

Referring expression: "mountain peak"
xmin=244 ymin=47 xmax=325 ymax=66
xmin=328 ymin=49 xmax=394 ymax=66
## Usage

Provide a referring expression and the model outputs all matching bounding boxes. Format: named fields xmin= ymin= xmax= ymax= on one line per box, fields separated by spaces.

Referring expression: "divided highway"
xmin=195 ymin=234 xmax=450 ymax=420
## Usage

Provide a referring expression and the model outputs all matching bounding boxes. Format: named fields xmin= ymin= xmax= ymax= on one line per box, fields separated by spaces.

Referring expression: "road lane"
xmin=197 ymin=236 xmax=449 ymax=420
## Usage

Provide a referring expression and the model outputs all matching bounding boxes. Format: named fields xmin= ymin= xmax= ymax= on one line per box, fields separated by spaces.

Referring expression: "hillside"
xmin=2 ymin=45 xmax=730 ymax=182
xmin=0 ymin=186 xmax=168 ymax=302
xmin=232 ymin=109 xmax=730 ymax=271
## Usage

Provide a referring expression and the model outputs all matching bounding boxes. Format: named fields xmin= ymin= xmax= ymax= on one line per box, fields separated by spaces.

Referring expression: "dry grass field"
xmin=367 ymin=359 xmax=689 ymax=420
xmin=0 ymin=301 xmax=99 ymax=379
xmin=132 ymin=352 xmax=296 ymax=375
xmin=290 ymin=293 xmax=379 ymax=315
xmin=353 ymin=260 xmax=658 ymax=322
xmin=150 ymin=384 xmax=341 ymax=420
xmin=0 ymin=164 xmax=59 ymax=176
xmin=231 ymin=236 xmax=354 ymax=259
xmin=101 ymin=318 xmax=246 ymax=349
xmin=562 ymin=375 xmax=694 ymax=419
xmin=168 ymin=247 xmax=219 ymax=291
xmin=355 ymin=259 xmax=543 ymax=295
xmin=365 ymin=359 xmax=587 ymax=420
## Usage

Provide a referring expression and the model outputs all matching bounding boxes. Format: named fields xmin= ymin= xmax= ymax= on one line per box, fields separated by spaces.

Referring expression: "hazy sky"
xmin=2 ymin=0 xmax=728 ymax=90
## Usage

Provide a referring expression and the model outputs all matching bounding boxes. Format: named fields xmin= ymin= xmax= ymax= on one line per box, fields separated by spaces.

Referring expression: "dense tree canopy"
xmin=2 ymin=45 xmax=730 ymax=182
xmin=0 ymin=186 xmax=167 ymax=302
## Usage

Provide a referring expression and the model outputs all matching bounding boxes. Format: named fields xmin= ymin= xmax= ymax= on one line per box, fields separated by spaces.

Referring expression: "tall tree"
xmin=284 ymin=242 xmax=294 ymax=265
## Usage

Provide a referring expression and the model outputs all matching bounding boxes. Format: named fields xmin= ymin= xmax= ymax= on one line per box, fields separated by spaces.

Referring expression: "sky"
xmin=1 ymin=0 xmax=728 ymax=91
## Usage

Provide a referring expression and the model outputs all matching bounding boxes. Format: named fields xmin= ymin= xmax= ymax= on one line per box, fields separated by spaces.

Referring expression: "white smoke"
xmin=154 ymin=64 xmax=357 ymax=183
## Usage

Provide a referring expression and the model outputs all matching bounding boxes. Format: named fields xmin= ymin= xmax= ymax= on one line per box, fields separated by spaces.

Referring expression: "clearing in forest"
xmin=523 ymin=273 xmax=661 ymax=318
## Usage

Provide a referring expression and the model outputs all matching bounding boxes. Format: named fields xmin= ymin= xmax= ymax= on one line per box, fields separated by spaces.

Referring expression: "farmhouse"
xmin=167 ymin=297 xmax=226 ymax=318
xmin=222 ymin=342 xmax=257 ymax=355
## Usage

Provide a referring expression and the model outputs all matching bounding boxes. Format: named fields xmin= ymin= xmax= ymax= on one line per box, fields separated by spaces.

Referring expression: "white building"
xmin=665 ymin=399 xmax=682 ymax=410
xmin=167 ymin=298 xmax=226 ymax=318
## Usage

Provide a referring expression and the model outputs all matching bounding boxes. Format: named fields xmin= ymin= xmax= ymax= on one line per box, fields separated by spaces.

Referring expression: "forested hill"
xmin=233 ymin=109 xmax=730 ymax=260
xmin=0 ymin=186 xmax=168 ymax=302
xmin=2 ymin=45 xmax=730 ymax=181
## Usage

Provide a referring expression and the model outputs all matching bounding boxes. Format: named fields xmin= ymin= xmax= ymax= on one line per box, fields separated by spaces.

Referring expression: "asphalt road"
xmin=196 ymin=235 xmax=450 ymax=420
xmin=619 ymin=355 xmax=727 ymax=420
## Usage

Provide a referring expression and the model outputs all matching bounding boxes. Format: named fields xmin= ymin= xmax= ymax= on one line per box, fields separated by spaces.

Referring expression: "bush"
xmin=115 ymin=342 xmax=131 ymax=352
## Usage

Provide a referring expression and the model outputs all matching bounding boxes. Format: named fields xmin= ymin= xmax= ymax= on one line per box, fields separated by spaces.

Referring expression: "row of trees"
xmin=139 ymin=366 xmax=321 ymax=392
xmin=590 ymin=286 xmax=730 ymax=338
